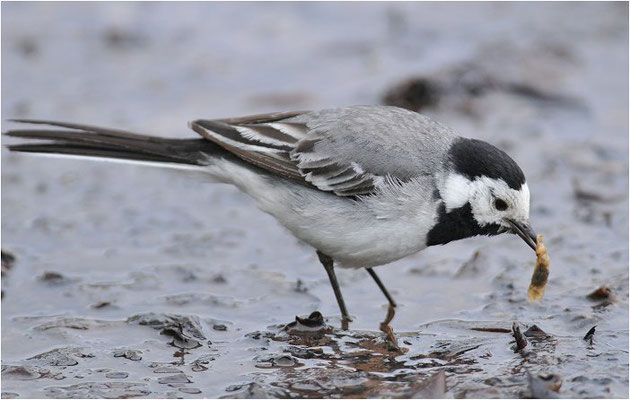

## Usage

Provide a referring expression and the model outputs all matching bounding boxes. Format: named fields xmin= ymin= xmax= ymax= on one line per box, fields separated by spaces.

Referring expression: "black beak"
xmin=505 ymin=219 xmax=537 ymax=251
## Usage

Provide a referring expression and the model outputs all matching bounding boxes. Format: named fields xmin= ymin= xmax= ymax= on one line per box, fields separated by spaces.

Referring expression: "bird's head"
xmin=431 ymin=138 xmax=537 ymax=251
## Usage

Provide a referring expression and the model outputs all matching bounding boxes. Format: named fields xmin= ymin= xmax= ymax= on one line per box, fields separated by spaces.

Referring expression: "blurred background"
xmin=2 ymin=2 xmax=628 ymax=398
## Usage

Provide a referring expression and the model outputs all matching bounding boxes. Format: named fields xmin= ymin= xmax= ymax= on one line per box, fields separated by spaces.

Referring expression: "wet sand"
xmin=2 ymin=2 xmax=628 ymax=398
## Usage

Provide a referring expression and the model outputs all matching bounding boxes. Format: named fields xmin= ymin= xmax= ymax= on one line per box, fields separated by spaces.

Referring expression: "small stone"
xmin=105 ymin=371 xmax=129 ymax=379
xmin=179 ymin=387 xmax=202 ymax=394
xmin=113 ymin=349 xmax=143 ymax=361
xmin=255 ymin=354 xmax=299 ymax=368
xmin=40 ymin=271 xmax=64 ymax=282
xmin=158 ymin=373 xmax=192 ymax=384
xmin=1 ymin=365 xmax=43 ymax=381
xmin=92 ymin=301 xmax=112 ymax=309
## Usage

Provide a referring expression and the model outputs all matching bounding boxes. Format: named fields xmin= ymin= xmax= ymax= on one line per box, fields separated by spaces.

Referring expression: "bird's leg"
xmin=366 ymin=267 xmax=397 ymax=309
xmin=366 ymin=267 xmax=400 ymax=349
xmin=316 ymin=250 xmax=352 ymax=330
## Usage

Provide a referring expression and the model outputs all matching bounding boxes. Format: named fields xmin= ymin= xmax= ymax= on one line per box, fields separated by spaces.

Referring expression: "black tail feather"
xmin=4 ymin=120 xmax=225 ymax=166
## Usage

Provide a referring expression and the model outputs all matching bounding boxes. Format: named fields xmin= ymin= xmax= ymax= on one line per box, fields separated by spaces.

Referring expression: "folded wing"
xmin=190 ymin=110 xmax=387 ymax=196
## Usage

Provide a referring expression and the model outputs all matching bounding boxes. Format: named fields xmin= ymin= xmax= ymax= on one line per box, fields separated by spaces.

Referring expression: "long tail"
xmin=4 ymin=119 xmax=226 ymax=168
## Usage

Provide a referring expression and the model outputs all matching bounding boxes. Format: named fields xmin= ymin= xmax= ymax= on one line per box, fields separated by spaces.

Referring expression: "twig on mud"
xmin=470 ymin=327 xmax=511 ymax=333
xmin=512 ymin=322 xmax=528 ymax=352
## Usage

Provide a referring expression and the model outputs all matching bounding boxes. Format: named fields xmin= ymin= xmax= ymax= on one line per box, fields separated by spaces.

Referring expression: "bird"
xmin=4 ymin=105 xmax=538 ymax=329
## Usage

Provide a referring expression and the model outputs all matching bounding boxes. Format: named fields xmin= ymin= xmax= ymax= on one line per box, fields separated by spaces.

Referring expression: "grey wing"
xmin=189 ymin=105 xmax=456 ymax=196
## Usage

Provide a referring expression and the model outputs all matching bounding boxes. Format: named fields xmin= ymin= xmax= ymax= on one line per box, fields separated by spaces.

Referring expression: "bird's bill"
xmin=505 ymin=219 xmax=537 ymax=251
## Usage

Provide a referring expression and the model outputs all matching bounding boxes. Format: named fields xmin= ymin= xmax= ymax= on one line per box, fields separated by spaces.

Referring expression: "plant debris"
xmin=523 ymin=324 xmax=550 ymax=339
xmin=92 ymin=301 xmax=112 ymax=309
xmin=160 ymin=323 xmax=202 ymax=349
xmin=583 ymin=326 xmax=596 ymax=344
xmin=511 ymin=322 xmax=528 ymax=352
xmin=587 ymin=286 xmax=611 ymax=300
xmin=470 ymin=327 xmax=512 ymax=333
xmin=1 ymin=250 xmax=16 ymax=275
xmin=382 ymin=78 xmax=442 ymax=111
xmin=284 ymin=311 xmax=328 ymax=333
xmin=127 ymin=313 xmax=206 ymax=349
xmin=528 ymin=235 xmax=550 ymax=301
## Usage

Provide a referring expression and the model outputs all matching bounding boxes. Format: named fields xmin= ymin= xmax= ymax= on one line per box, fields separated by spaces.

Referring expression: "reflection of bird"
xmin=5 ymin=105 xmax=537 ymax=329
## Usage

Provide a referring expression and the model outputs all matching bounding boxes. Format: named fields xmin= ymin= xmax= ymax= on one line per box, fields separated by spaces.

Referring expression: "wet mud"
xmin=2 ymin=2 xmax=628 ymax=398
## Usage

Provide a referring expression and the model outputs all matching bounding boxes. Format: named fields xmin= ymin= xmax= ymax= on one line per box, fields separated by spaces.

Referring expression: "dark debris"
xmin=523 ymin=324 xmax=551 ymax=339
xmin=382 ymin=78 xmax=442 ymax=112
xmin=511 ymin=322 xmax=528 ymax=352
xmin=587 ymin=286 xmax=612 ymax=300
xmin=1 ymin=250 xmax=16 ymax=275
xmin=583 ymin=326 xmax=596 ymax=344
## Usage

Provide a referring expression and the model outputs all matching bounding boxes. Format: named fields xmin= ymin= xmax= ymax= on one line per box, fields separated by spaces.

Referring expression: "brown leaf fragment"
xmin=587 ymin=286 xmax=611 ymax=300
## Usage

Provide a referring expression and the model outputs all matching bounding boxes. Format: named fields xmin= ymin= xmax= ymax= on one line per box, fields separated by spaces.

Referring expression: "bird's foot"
xmin=381 ymin=303 xmax=396 ymax=327
xmin=379 ymin=304 xmax=400 ymax=351
xmin=380 ymin=324 xmax=400 ymax=351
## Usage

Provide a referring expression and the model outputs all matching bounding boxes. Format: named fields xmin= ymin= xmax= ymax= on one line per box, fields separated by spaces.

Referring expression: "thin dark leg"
xmin=366 ymin=267 xmax=397 ymax=308
xmin=317 ymin=250 xmax=351 ymax=330
xmin=367 ymin=267 xmax=400 ymax=350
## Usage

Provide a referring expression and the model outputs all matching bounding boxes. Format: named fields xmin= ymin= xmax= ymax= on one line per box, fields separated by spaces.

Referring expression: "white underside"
xmin=208 ymin=158 xmax=439 ymax=268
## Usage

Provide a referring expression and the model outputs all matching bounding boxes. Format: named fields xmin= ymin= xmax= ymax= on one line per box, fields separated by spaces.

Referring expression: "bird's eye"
xmin=494 ymin=198 xmax=508 ymax=211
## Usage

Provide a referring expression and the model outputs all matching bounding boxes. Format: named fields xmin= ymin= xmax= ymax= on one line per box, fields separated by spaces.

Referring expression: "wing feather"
xmin=190 ymin=106 xmax=453 ymax=196
xmin=190 ymin=111 xmax=385 ymax=196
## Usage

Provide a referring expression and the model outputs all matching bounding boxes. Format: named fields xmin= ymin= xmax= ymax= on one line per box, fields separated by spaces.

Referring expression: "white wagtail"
xmin=5 ymin=105 xmax=537 ymax=329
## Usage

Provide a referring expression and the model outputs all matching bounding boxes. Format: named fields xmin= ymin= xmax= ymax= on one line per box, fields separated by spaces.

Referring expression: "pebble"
xmin=158 ymin=373 xmax=192 ymax=384
xmin=105 ymin=372 xmax=129 ymax=379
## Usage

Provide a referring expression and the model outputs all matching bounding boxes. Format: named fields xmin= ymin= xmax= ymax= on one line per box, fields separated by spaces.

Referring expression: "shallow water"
xmin=2 ymin=2 xmax=628 ymax=398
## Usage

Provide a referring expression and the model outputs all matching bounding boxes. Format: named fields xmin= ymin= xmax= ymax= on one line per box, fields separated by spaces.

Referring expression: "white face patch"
xmin=439 ymin=173 xmax=530 ymax=227
xmin=440 ymin=173 xmax=473 ymax=211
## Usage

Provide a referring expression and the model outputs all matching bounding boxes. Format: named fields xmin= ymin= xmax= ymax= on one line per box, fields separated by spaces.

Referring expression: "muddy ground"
xmin=2 ymin=2 xmax=628 ymax=398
